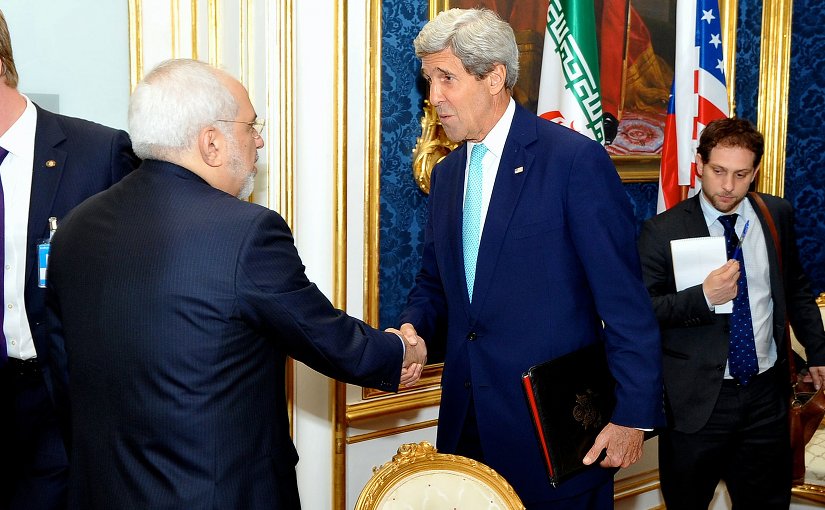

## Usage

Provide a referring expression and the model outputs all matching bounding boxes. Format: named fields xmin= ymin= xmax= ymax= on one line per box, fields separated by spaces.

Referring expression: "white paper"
xmin=670 ymin=236 xmax=732 ymax=314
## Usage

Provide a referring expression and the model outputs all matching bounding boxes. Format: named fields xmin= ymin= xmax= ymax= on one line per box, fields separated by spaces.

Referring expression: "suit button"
xmin=464 ymin=381 xmax=472 ymax=389
xmin=723 ymin=325 xmax=730 ymax=334
xmin=467 ymin=332 xmax=477 ymax=341
xmin=717 ymin=365 xmax=725 ymax=372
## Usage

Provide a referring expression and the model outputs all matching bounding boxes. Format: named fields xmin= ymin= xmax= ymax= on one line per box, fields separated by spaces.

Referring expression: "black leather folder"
xmin=521 ymin=342 xmax=616 ymax=487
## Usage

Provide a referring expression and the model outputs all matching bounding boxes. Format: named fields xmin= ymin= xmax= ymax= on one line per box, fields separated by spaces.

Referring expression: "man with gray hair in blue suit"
xmin=398 ymin=8 xmax=663 ymax=509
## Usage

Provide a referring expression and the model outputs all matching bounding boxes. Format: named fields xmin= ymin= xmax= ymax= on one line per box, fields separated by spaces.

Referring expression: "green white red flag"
xmin=536 ymin=0 xmax=605 ymax=144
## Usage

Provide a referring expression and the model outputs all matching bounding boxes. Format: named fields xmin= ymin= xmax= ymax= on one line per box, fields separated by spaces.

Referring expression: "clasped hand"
xmin=703 ymin=259 xmax=740 ymax=306
xmin=386 ymin=322 xmax=427 ymax=387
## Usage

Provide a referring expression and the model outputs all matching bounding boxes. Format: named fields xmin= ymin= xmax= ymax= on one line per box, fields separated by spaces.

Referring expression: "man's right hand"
xmin=387 ymin=323 xmax=428 ymax=387
xmin=703 ymin=259 xmax=740 ymax=306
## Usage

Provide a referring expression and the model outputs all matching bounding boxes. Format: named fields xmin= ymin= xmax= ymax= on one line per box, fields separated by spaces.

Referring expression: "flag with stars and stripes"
xmin=657 ymin=0 xmax=729 ymax=213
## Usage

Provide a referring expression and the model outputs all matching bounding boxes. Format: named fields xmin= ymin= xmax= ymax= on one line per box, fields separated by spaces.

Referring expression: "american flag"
xmin=657 ymin=0 xmax=729 ymax=213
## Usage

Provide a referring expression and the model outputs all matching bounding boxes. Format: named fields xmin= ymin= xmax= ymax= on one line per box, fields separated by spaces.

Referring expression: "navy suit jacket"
xmin=400 ymin=103 xmax=664 ymax=503
xmin=48 ymin=160 xmax=403 ymax=509
xmin=25 ymin=104 xmax=137 ymax=397
xmin=638 ymin=193 xmax=825 ymax=433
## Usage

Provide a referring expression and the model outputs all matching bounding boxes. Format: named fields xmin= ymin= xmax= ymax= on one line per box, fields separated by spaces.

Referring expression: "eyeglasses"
xmin=216 ymin=119 xmax=266 ymax=138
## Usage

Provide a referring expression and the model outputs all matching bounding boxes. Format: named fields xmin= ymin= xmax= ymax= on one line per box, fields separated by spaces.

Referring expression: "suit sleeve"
xmin=108 ymin=129 xmax=140 ymax=182
xmin=235 ymin=209 xmax=403 ymax=392
xmin=638 ymin=218 xmax=716 ymax=328
xmin=564 ymin=141 xmax=664 ymax=428
xmin=774 ymin=200 xmax=825 ymax=365
xmin=398 ymin=165 xmax=448 ymax=342
xmin=46 ymin=269 xmax=71 ymax=451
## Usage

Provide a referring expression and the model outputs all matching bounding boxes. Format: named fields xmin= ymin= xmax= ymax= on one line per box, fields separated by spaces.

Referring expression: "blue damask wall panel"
xmin=624 ymin=183 xmax=660 ymax=235
xmin=786 ymin=0 xmax=825 ymax=295
xmin=734 ymin=0 xmax=761 ymax=123
xmin=379 ymin=1 xmax=428 ymax=328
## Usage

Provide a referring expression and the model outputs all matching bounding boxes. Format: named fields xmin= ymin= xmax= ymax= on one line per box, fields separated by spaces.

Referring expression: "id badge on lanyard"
xmin=37 ymin=216 xmax=58 ymax=288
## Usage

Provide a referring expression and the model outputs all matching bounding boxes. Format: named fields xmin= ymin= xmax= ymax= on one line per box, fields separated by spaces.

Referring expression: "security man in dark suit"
xmin=0 ymin=9 xmax=139 ymax=510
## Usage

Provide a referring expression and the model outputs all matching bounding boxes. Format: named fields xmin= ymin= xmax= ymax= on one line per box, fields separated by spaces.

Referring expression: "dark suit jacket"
xmin=47 ymin=160 xmax=403 ymax=510
xmin=26 ymin=104 xmax=137 ymax=398
xmin=638 ymin=193 xmax=825 ymax=433
xmin=400 ymin=103 xmax=664 ymax=503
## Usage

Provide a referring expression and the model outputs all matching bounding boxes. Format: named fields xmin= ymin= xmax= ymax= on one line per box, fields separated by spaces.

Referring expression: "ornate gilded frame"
xmin=412 ymin=0 xmax=740 ymax=188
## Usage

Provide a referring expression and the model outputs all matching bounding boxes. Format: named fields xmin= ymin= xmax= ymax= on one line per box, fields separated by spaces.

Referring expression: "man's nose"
xmin=429 ymin=84 xmax=443 ymax=106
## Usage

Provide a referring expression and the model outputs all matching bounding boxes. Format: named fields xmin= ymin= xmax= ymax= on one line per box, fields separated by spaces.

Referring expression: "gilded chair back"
xmin=354 ymin=442 xmax=525 ymax=510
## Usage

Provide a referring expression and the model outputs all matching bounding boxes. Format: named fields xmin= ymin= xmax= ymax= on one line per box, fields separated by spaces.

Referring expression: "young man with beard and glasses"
xmin=638 ymin=117 xmax=825 ymax=509
xmin=46 ymin=58 xmax=427 ymax=510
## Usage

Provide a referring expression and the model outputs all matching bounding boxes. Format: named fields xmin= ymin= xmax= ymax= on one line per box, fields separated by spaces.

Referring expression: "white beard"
xmin=237 ymin=173 xmax=255 ymax=201
xmin=225 ymin=133 xmax=257 ymax=201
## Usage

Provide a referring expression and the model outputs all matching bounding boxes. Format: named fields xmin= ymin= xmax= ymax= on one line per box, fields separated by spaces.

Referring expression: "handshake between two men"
xmin=386 ymin=322 xmax=428 ymax=388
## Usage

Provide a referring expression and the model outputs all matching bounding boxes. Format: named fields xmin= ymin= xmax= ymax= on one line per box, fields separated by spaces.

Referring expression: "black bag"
xmin=521 ymin=342 xmax=616 ymax=487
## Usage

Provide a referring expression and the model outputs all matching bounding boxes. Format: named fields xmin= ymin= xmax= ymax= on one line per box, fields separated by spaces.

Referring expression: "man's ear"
xmin=199 ymin=126 xmax=223 ymax=168
xmin=694 ymin=154 xmax=704 ymax=177
xmin=751 ymin=163 xmax=761 ymax=184
xmin=487 ymin=63 xmax=507 ymax=95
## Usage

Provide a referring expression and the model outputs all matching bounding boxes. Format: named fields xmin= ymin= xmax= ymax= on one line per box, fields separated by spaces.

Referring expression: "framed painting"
xmin=414 ymin=0 xmax=737 ymax=187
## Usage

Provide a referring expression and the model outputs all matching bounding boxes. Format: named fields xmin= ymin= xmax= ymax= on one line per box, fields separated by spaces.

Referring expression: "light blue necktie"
xmin=719 ymin=214 xmax=758 ymax=385
xmin=463 ymin=143 xmax=488 ymax=302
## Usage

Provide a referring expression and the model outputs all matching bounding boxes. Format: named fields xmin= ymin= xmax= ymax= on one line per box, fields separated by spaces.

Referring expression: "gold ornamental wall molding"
xmin=756 ymin=0 xmax=793 ymax=197
xmin=331 ymin=0 xmax=350 ymax=506
xmin=127 ymin=0 xmax=143 ymax=92
xmin=347 ymin=419 xmax=439 ymax=444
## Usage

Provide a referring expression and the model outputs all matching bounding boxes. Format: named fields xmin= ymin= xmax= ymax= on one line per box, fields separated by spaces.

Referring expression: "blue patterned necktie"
xmin=463 ymin=143 xmax=488 ymax=302
xmin=719 ymin=214 xmax=758 ymax=385
xmin=0 ymin=145 xmax=8 ymax=363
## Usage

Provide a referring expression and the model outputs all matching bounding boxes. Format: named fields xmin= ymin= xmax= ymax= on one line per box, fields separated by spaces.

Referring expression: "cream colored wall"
xmin=2 ymin=1 xmax=131 ymax=129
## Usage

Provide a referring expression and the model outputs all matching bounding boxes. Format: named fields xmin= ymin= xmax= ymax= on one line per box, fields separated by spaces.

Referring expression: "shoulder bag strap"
xmin=748 ymin=191 xmax=796 ymax=381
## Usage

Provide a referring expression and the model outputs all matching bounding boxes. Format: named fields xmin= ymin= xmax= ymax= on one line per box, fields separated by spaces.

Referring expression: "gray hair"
xmin=128 ymin=59 xmax=238 ymax=161
xmin=414 ymin=8 xmax=519 ymax=90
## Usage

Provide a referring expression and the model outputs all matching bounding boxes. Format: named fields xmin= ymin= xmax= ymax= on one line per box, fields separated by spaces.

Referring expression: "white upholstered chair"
xmin=354 ymin=441 xmax=525 ymax=510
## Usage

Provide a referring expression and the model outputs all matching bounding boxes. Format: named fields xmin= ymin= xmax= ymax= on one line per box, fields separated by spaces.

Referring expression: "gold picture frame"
xmin=413 ymin=0 xmax=738 ymax=189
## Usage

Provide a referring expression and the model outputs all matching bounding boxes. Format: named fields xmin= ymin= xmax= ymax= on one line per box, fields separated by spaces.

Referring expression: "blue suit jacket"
xmin=400 ymin=103 xmax=664 ymax=503
xmin=48 ymin=160 xmax=403 ymax=509
xmin=25 ymin=104 xmax=137 ymax=397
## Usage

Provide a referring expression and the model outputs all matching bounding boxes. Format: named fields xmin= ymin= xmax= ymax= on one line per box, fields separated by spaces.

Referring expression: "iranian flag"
xmin=536 ymin=0 xmax=604 ymax=144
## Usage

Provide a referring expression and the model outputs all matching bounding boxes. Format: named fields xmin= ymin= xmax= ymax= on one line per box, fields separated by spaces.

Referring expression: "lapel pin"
xmin=45 ymin=160 xmax=57 ymax=168
xmin=514 ymin=166 xmax=523 ymax=174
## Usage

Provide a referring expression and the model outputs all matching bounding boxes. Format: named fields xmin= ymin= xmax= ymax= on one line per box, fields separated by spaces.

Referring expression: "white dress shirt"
xmin=699 ymin=193 xmax=777 ymax=377
xmin=463 ymin=98 xmax=516 ymax=238
xmin=1 ymin=96 xmax=38 ymax=360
